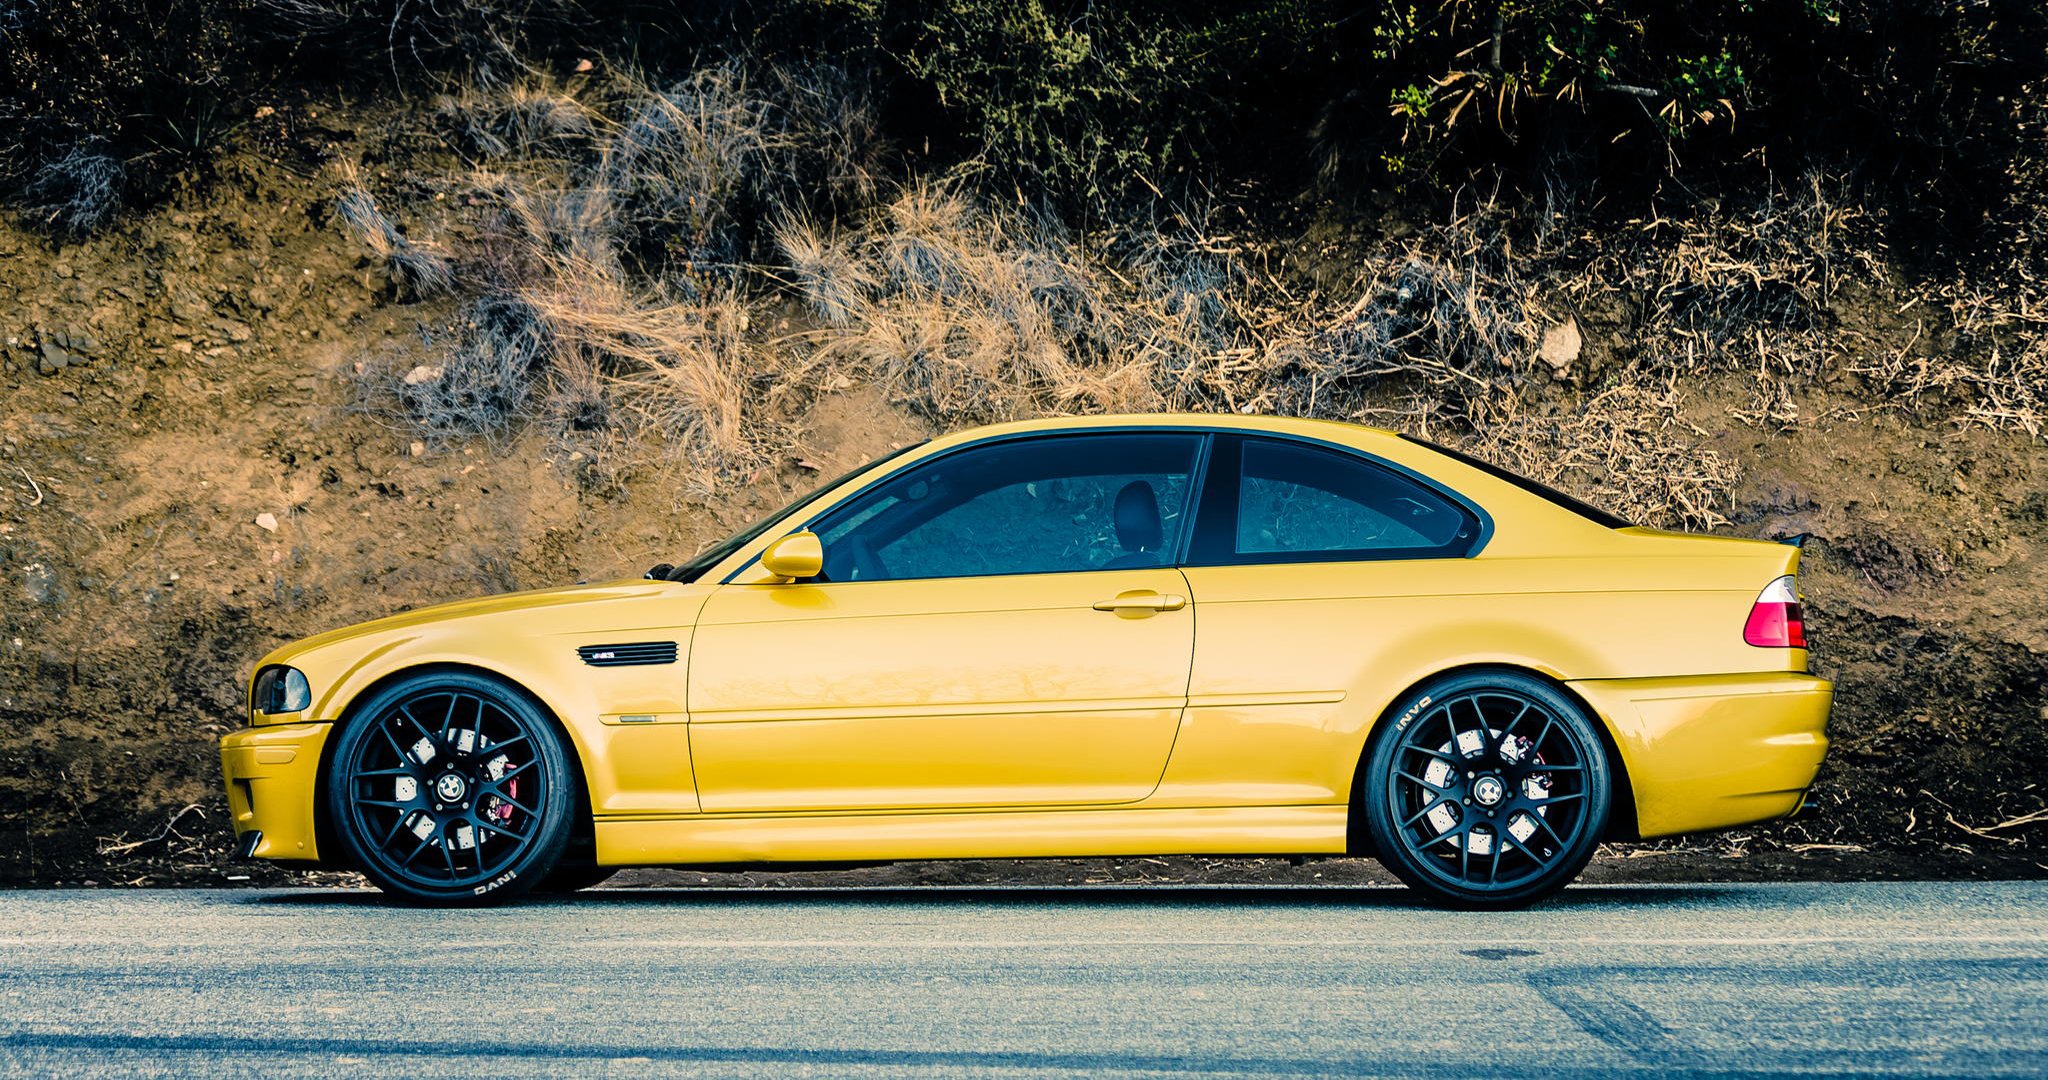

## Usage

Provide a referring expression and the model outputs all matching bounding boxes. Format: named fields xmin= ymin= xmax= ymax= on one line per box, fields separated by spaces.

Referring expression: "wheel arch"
xmin=310 ymin=661 xmax=598 ymax=867
xmin=1342 ymin=662 xmax=1640 ymax=856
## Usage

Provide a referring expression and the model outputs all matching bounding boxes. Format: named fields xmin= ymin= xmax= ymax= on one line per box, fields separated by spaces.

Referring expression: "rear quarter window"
xmin=1399 ymin=435 xmax=1632 ymax=529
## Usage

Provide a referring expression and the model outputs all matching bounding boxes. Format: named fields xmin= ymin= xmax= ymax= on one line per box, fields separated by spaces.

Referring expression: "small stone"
xmin=52 ymin=263 xmax=73 ymax=279
xmin=1539 ymin=317 xmax=1582 ymax=376
xmin=254 ymin=512 xmax=279 ymax=532
xmin=409 ymin=440 xmax=426 ymax=458
xmin=402 ymin=364 xmax=443 ymax=386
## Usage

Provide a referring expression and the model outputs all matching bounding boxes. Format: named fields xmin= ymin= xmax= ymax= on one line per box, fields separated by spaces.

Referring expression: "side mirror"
xmin=759 ymin=531 xmax=823 ymax=580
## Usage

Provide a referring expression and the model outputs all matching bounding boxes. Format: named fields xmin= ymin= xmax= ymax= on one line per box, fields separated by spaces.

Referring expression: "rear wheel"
xmin=1361 ymin=671 xmax=1610 ymax=909
xmin=325 ymin=672 xmax=574 ymax=906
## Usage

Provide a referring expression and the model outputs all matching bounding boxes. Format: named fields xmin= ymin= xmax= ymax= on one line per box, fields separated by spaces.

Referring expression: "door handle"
xmin=1092 ymin=593 xmax=1187 ymax=613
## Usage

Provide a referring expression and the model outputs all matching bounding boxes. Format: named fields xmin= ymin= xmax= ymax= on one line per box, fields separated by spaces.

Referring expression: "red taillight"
xmin=1743 ymin=575 xmax=1806 ymax=648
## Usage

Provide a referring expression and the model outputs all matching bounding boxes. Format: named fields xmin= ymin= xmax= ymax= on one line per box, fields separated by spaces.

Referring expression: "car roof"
xmin=916 ymin=413 xmax=1403 ymax=451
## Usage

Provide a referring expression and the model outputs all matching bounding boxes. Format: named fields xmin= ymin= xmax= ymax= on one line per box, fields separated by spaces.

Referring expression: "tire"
xmin=1360 ymin=670 xmax=1611 ymax=909
xmin=325 ymin=671 xmax=575 ymax=906
xmin=531 ymin=863 xmax=618 ymax=894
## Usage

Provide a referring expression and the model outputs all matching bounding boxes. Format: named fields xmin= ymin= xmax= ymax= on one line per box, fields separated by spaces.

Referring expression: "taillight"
xmin=1743 ymin=575 xmax=1806 ymax=648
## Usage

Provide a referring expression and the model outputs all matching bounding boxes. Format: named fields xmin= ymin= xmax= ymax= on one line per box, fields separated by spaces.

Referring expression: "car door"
xmin=686 ymin=431 xmax=1207 ymax=813
xmin=1164 ymin=435 xmax=1485 ymax=805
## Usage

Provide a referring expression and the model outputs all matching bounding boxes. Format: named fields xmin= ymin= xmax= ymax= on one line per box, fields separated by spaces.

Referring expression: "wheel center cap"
xmin=1471 ymin=774 xmax=1506 ymax=807
xmin=435 ymin=773 xmax=468 ymax=803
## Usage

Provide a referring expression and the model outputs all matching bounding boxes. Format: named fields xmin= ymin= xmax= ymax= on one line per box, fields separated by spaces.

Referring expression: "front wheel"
xmin=1361 ymin=671 xmax=1611 ymax=909
xmin=325 ymin=672 xmax=575 ymax=906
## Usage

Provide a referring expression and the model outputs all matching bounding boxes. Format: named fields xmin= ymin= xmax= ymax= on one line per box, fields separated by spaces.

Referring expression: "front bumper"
xmin=1569 ymin=672 xmax=1832 ymax=839
xmin=220 ymin=722 xmax=331 ymax=863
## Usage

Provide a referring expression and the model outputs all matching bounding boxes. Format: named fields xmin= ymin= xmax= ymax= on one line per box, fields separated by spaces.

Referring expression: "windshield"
xmin=665 ymin=441 xmax=928 ymax=582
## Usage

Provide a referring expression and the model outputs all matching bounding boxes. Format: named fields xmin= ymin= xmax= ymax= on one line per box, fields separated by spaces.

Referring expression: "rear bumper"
xmin=220 ymin=722 xmax=330 ymax=863
xmin=1569 ymin=672 xmax=1831 ymax=839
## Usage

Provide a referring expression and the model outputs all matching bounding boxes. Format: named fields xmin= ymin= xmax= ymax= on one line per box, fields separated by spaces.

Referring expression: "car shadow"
xmin=246 ymin=881 xmax=1741 ymax=910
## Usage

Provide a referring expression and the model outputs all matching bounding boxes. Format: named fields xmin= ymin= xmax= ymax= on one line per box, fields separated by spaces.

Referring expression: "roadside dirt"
xmin=3 ymin=108 xmax=2045 ymax=888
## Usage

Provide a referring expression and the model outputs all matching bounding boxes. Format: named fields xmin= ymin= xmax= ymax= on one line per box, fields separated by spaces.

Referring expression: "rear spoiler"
xmin=1775 ymin=533 xmax=1810 ymax=549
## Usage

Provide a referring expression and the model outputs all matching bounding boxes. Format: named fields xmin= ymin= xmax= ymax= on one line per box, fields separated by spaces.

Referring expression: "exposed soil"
xmin=2 ymin=99 xmax=2045 ymax=889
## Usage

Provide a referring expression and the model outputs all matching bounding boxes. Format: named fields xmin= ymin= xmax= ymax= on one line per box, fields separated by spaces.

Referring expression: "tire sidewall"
xmin=325 ymin=671 xmax=575 ymax=906
xmin=1361 ymin=670 xmax=1612 ymax=909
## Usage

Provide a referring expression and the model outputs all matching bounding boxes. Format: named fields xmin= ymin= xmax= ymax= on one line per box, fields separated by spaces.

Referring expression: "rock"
xmin=1539 ymin=317 xmax=1583 ymax=376
xmin=254 ymin=512 xmax=279 ymax=532
xmin=408 ymin=440 xmax=426 ymax=458
xmin=218 ymin=320 xmax=254 ymax=343
xmin=52 ymin=325 xmax=99 ymax=356
xmin=170 ymin=293 xmax=211 ymax=324
xmin=35 ymin=344 xmax=67 ymax=376
xmin=402 ymin=364 xmax=443 ymax=385
xmin=21 ymin=563 xmax=58 ymax=604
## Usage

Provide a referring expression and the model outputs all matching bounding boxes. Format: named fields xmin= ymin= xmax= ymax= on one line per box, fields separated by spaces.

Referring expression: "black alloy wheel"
xmin=1361 ymin=670 xmax=1611 ymax=908
xmin=326 ymin=672 xmax=574 ymax=905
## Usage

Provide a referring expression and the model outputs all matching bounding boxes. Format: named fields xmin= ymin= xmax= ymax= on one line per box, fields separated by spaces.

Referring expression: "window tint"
xmin=806 ymin=433 xmax=1203 ymax=582
xmin=1191 ymin=437 xmax=1476 ymax=564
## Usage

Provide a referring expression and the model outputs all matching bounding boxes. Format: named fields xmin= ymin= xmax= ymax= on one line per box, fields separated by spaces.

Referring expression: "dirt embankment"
xmin=1 ymin=99 xmax=2044 ymax=887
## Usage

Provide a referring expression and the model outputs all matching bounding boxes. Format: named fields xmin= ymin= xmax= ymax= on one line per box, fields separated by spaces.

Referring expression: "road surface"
xmin=2 ymin=881 xmax=2045 ymax=1076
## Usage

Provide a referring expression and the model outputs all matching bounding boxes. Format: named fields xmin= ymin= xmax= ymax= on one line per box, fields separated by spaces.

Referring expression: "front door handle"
xmin=1092 ymin=592 xmax=1188 ymax=613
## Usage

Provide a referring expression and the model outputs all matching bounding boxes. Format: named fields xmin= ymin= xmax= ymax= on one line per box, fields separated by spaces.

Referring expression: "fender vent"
xmin=577 ymin=641 xmax=678 ymax=667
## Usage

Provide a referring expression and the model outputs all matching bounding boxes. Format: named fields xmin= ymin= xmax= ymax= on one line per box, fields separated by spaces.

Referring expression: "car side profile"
xmin=220 ymin=414 xmax=1831 ymax=907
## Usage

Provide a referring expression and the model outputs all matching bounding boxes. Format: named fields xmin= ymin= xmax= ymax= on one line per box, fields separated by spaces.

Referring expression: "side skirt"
xmin=594 ymin=805 xmax=1349 ymax=867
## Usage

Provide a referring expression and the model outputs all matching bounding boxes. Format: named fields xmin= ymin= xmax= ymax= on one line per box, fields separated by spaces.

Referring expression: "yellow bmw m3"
xmin=220 ymin=415 xmax=1830 ymax=907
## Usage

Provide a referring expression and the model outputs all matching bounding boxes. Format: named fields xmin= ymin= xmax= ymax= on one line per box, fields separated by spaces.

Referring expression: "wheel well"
xmin=311 ymin=662 xmax=597 ymax=867
xmin=1344 ymin=663 xmax=1640 ymax=856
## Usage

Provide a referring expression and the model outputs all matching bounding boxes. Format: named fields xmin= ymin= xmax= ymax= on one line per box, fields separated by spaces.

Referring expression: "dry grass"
xmin=333 ymin=164 xmax=454 ymax=299
xmin=346 ymin=62 xmax=2044 ymax=527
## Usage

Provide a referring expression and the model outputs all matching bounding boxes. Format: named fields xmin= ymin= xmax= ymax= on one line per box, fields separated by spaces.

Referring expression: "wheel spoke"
xmin=1530 ymin=717 xmax=1558 ymax=759
xmin=1396 ymin=769 xmax=1456 ymax=796
xmin=1401 ymin=796 xmax=1453 ymax=829
xmin=1503 ymin=831 xmax=1554 ymax=868
xmin=473 ymin=816 xmax=527 ymax=842
xmin=485 ymin=733 xmax=530 ymax=755
xmin=1528 ymin=812 xmax=1569 ymax=851
xmin=398 ymin=829 xmax=435 ymax=870
xmin=494 ymin=792 xmax=540 ymax=817
xmin=375 ymin=722 xmax=411 ymax=763
xmin=397 ymin=704 xmax=438 ymax=749
xmin=486 ymin=759 xmax=537 ymax=787
xmin=1495 ymin=701 xmax=1534 ymax=751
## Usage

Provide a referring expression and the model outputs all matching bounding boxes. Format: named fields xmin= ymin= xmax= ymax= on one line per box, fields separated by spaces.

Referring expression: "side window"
xmin=805 ymin=433 xmax=1203 ymax=582
xmin=1190 ymin=437 xmax=1477 ymax=565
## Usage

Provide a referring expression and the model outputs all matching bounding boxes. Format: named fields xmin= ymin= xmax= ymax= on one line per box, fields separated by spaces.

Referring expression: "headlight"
xmin=252 ymin=665 xmax=312 ymax=714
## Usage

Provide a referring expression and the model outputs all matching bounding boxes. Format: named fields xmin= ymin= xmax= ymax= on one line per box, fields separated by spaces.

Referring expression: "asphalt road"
xmin=1 ymin=882 xmax=2045 ymax=1078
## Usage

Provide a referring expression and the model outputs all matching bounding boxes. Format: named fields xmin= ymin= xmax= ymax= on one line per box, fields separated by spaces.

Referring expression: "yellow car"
xmin=220 ymin=415 xmax=1830 ymax=907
